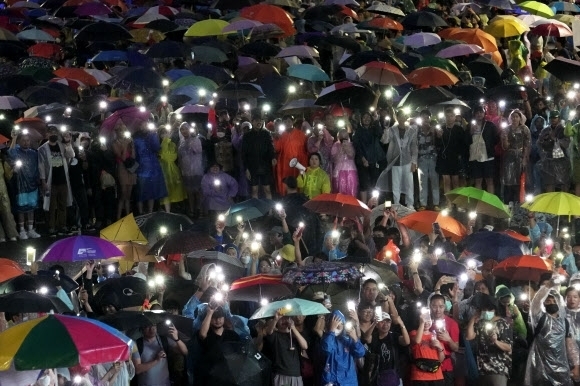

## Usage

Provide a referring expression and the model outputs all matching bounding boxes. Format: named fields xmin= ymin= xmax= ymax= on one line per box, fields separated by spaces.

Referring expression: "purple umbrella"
xmin=238 ymin=56 xmax=258 ymax=66
xmin=99 ymin=106 xmax=151 ymax=137
xmin=74 ymin=2 xmax=112 ymax=16
xmin=39 ymin=236 xmax=125 ymax=262
xmin=436 ymin=44 xmax=485 ymax=59
xmin=222 ymin=19 xmax=263 ymax=33
xmin=403 ymin=32 xmax=441 ymax=48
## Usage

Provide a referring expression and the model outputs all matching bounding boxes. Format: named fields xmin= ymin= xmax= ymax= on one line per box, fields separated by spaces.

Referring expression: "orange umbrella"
xmin=240 ymin=4 xmax=296 ymax=37
xmin=53 ymin=68 xmax=99 ymax=86
xmin=438 ymin=27 xmax=462 ymax=39
xmin=446 ymin=28 xmax=498 ymax=53
xmin=339 ymin=5 xmax=358 ymax=20
xmin=502 ymin=229 xmax=531 ymax=242
xmin=0 ymin=134 xmax=9 ymax=144
xmin=0 ymin=258 xmax=25 ymax=283
xmin=398 ymin=210 xmax=467 ymax=242
xmin=407 ymin=66 xmax=459 ymax=87
xmin=492 ymin=254 xmax=552 ymax=282
xmin=355 ymin=61 xmax=408 ymax=86
xmin=367 ymin=16 xmax=404 ymax=31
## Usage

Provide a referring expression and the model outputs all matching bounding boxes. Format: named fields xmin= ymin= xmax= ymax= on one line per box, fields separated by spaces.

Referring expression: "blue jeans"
xmin=418 ymin=157 xmax=439 ymax=206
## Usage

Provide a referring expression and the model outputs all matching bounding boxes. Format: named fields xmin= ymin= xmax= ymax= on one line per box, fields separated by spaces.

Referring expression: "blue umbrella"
xmin=223 ymin=198 xmax=273 ymax=227
xmin=91 ymin=50 xmax=128 ymax=62
xmin=39 ymin=236 xmax=125 ymax=262
xmin=250 ymin=298 xmax=330 ymax=320
xmin=287 ymin=64 xmax=330 ymax=82
xmin=170 ymin=85 xmax=201 ymax=104
xmin=165 ymin=68 xmax=194 ymax=81
xmin=460 ymin=232 xmax=530 ymax=262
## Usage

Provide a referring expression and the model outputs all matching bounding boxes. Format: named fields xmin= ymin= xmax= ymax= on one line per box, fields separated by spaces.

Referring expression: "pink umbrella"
xmin=99 ymin=106 xmax=151 ymax=136
xmin=222 ymin=19 xmax=263 ymax=32
xmin=276 ymin=45 xmax=319 ymax=58
xmin=436 ymin=43 xmax=485 ymax=58
xmin=174 ymin=104 xmax=210 ymax=114
xmin=74 ymin=2 xmax=112 ymax=16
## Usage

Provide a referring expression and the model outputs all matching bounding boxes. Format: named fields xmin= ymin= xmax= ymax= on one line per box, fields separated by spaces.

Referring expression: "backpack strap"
xmin=137 ymin=337 xmax=144 ymax=355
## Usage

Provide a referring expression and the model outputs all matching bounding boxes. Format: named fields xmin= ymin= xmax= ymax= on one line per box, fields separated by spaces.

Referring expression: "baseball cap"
xmin=380 ymin=312 xmax=392 ymax=321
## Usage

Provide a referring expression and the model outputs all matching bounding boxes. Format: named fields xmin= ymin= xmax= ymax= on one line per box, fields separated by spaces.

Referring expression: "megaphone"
xmin=289 ymin=158 xmax=306 ymax=173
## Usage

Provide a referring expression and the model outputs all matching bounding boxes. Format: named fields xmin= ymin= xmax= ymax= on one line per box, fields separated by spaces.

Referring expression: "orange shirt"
xmin=409 ymin=331 xmax=444 ymax=382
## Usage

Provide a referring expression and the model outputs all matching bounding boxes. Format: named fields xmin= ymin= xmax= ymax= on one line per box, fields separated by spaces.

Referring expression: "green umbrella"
xmin=250 ymin=298 xmax=330 ymax=320
xmin=445 ymin=186 xmax=511 ymax=219
xmin=415 ymin=56 xmax=459 ymax=76
xmin=18 ymin=67 xmax=54 ymax=82
xmin=192 ymin=46 xmax=228 ymax=64
xmin=169 ymin=75 xmax=219 ymax=91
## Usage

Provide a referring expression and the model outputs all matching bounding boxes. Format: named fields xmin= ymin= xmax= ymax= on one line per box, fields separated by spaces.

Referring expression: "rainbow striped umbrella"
xmin=0 ymin=314 xmax=132 ymax=371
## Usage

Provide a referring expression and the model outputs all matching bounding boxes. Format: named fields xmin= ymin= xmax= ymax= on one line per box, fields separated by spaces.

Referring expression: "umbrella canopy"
xmin=146 ymin=41 xmax=190 ymax=58
xmin=134 ymin=211 xmax=194 ymax=243
xmin=436 ymin=43 xmax=484 ymax=58
xmin=543 ymin=57 xmax=580 ymax=83
xmin=492 ymin=254 xmax=552 ymax=282
xmin=93 ymin=276 xmax=147 ymax=309
xmin=314 ymin=80 xmax=375 ymax=107
xmin=191 ymin=46 xmax=228 ymax=64
xmin=16 ymin=29 xmax=55 ymax=42
xmin=0 ymin=314 xmax=132 ymax=371
xmin=0 ymin=96 xmax=26 ymax=110
xmin=359 ymin=17 xmax=403 ymax=31
xmin=75 ymin=22 xmax=132 ymax=41
xmin=519 ymin=0 xmax=554 ymax=17
xmin=460 ymin=231 xmax=530 ymax=261
xmin=397 ymin=86 xmax=455 ymax=108
xmin=235 ymin=63 xmax=279 ymax=82
xmin=282 ymin=261 xmax=364 ymax=285
xmin=229 ymin=274 xmax=293 ymax=302
xmin=276 ymin=45 xmax=319 ymax=59
xmin=287 ymin=64 xmax=330 ymax=82
xmin=0 ymin=291 xmax=70 ymax=314
xmin=304 ymin=193 xmax=370 ymax=218
xmin=531 ymin=19 xmax=572 ymax=37
xmin=366 ymin=2 xmax=405 ymax=16
xmin=355 ymin=61 xmax=408 ymax=86
xmin=250 ymin=298 xmax=330 ymax=319
xmin=485 ymin=16 xmax=529 ymax=37
xmin=240 ymin=4 xmax=296 ymax=37
xmin=148 ymin=230 xmax=216 ymax=256
xmin=445 ymin=28 xmax=498 ymax=53
xmin=550 ymin=1 xmax=580 ymax=13
xmin=398 ymin=210 xmax=467 ymax=242
xmin=208 ymin=341 xmax=271 ymax=386
xmin=108 ymin=241 xmax=163 ymax=273
xmin=445 ymin=186 xmax=510 ymax=218
xmin=407 ymin=66 xmax=459 ymax=86
xmin=184 ymin=19 xmax=232 ymax=37
xmin=53 ymin=68 xmax=98 ymax=87
xmin=170 ymin=75 xmax=218 ymax=91
xmin=100 ymin=213 xmax=148 ymax=244
xmin=521 ymin=192 xmax=580 ymax=216
xmin=99 ymin=106 xmax=151 ymax=136
xmin=402 ymin=11 xmax=448 ymax=29
xmin=223 ymin=198 xmax=273 ymax=227
xmin=278 ymin=98 xmax=323 ymax=114
xmin=403 ymin=32 xmax=441 ymax=48
xmin=187 ymin=250 xmax=245 ymax=269
xmin=39 ymin=236 xmax=125 ymax=262
xmin=0 ymin=259 xmax=25 ymax=283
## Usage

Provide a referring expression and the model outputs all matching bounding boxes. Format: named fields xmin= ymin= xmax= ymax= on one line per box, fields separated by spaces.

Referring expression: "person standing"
xmin=352 ymin=112 xmax=386 ymax=203
xmin=178 ymin=122 xmax=204 ymax=218
xmin=158 ymin=128 xmax=186 ymax=213
xmin=467 ymin=105 xmax=499 ymax=194
xmin=275 ymin=115 xmax=308 ymax=196
xmin=436 ymin=108 xmax=466 ymax=196
xmin=537 ymin=110 xmax=571 ymax=192
xmin=133 ymin=123 xmax=167 ymax=214
xmin=112 ymin=122 xmax=136 ymax=220
xmin=331 ymin=128 xmax=358 ymax=197
xmin=500 ymin=109 xmax=531 ymax=204
xmin=38 ymin=126 xmax=74 ymax=237
xmin=296 ymin=153 xmax=331 ymax=199
xmin=416 ymin=111 xmax=440 ymax=211
xmin=242 ymin=111 xmax=276 ymax=199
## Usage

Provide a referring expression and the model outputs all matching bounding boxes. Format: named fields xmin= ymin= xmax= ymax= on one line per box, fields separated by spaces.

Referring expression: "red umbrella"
xmin=501 ymin=229 xmax=531 ymax=242
xmin=531 ymin=21 xmax=572 ymax=37
xmin=50 ymin=77 xmax=86 ymax=91
xmin=304 ymin=193 xmax=371 ymax=218
xmin=0 ymin=258 xmax=25 ymax=283
xmin=339 ymin=5 xmax=358 ymax=20
xmin=355 ymin=61 xmax=408 ymax=86
xmin=229 ymin=274 xmax=293 ymax=302
xmin=240 ymin=4 xmax=296 ymax=37
xmin=27 ymin=43 xmax=63 ymax=60
xmin=53 ymin=68 xmax=99 ymax=86
xmin=492 ymin=254 xmax=552 ymax=282
xmin=366 ymin=16 xmax=404 ymax=31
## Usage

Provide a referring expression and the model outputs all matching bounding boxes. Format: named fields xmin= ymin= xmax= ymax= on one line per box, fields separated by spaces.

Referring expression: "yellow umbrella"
xmin=184 ymin=19 xmax=233 ymax=37
xmin=129 ymin=29 xmax=165 ymax=43
xmin=100 ymin=213 xmax=148 ymax=244
xmin=485 ymin=16 xmax=529 ymax=37
xmin=108 ymin=241 xmax=163 ymax=273
xmin=553 ymin=14 xmax=575 ymax=27
xmin=519 ymin=0 xmax=554 ymax=17
xmin=521 ymin=192 xmax=580 ymax=233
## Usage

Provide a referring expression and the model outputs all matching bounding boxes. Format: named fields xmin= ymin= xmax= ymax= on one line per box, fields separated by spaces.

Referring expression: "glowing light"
xmin=288 ymin=85 xmax=297 ymax=93
xmin=159 ymin=226 xmax=168 ymax=236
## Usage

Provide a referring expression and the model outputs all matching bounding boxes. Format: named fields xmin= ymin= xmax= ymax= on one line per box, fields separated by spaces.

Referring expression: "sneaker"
xmin=57 ymin=228 xmax=68 ymax=236
xmin=418 ymin=206 xmax=426 ymax=211
xmin=433 ymin=205 xmax=441 ymax=211
xmin=49 ymin=229 xmax=57 ymax=237
xmin=18 ymin=230 xmax=28 ymax=240
xmin=27 ymin=229 xmax=41 ymax=239
xmin=9 ymin=237 xmax=16 ymax=242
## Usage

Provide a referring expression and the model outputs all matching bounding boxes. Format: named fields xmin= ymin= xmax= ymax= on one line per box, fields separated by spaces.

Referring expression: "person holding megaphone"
xmin=295 ymin=152 xmax=331 ymax=199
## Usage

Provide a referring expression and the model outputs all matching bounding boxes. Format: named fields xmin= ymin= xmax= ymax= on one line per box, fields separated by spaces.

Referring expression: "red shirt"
xmin=428 ymin=315 xmax=459 ymax=372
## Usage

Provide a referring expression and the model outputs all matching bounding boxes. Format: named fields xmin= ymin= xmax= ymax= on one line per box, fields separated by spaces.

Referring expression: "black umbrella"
xmin=303 ymin=4 xmax=342 ymax=23
xmin=340 ymin=50 xmax=407 ymax=71
xmin=146 ymin=41 xmax=191 ymax=59
xmin=0 ymin=291 xmax=70 ymax=313
xmin=257 ymin=75 xmax=299 ymax=105
xmin=108 ymin=66 xmax=164 ymax=90
xmin=43 ymin=82 xmax=79 ymax=102
xmin=0 ymin=74 xmax=38 ymax=95
xmin=98 ymin=311 xmax=166 ymax=331
xmin=325 ymin=35 xmax=362 ymax=53
xmin=18 ymin=86 xmax=70 ymax=106
xmin=145 ymin=19 xmax=179 ymax=33
xmin=476 ymin=0 xmax=512 ymax=9
xmin=305 ymin=20 xmax=336 ymax=32
xmin=484 ymin=84 xmax=539 ymax=103
xmin=217 ymin=82 xmax=265 ymax=99
xmin=544 ymin=57 xmax=580 ymax=83
xmin=450 ymin=84 xmax=486 ymax=101
xmin=40 ymin=0 xmax=67 ymax=10
xmin=239 ymin=41 xmax=281 ymax=58
xmin=209 ymin=342 xmax=272 ymax=386
xmin=135 ymin=211 xmax=194 ymax=243
xmin=75 ymin=22 xmax=133 ymax=42
xmin=0 ymin=271 xmax=78 ymax=295
xmin=465 ymin=55 xmax=503 ymax=88
xmin=93 ymin=276 xmax=148 ymax=310
xmin=0 ymin=41 xmax=28 ymax=61
xmin=314 ymin=81 xmax=376 ymax=108
xmin=397 ymin=86 xmax=455 ymax=108
xmin=53 ymin=5 xmax=77 ymax=18
xmin=164 ymin=27 xmax=187 ymax=42
xmin=402 ymin=11 xmax=448 ymax=29
xmin=148 ymin=230 xmax=216 ymax=256
xmin=190 ymin=64 xmax=234 ymax=85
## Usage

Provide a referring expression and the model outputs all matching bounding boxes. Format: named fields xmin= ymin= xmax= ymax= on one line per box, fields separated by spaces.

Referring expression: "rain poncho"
xmin=524 ymin=285 xmax=577 ymax=386
xmin=321 ymin=310 xmax=366 ymax=386
xmin=159 ymin=137 xmax=187 ymax=204
xmin=495 ymin=284 xmax=527 ymax=340
xmin=566 ymin=306 xmax=580 ymax=368
xmin=7 ymin=145 xmax=39 ymax=212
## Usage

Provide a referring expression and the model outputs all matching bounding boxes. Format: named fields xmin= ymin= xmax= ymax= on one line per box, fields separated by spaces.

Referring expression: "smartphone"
xmin=432 ymin=222 xmax=441 ymax=233
xmin=295 ymin=227 xmax=304 ymax=238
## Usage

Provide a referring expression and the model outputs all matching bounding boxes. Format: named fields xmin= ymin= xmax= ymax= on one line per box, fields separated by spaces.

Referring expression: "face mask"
xmin=37 ymin=375 xmax=51 ymax=386
xmin=373 ymin=237 xmax=387 ymax=250
xmin=482 ymin=311 xmax=494 ymax=320
xmin=334 ymin=328 xmax=342 ymax=336
xmin=48 ymin=135 xmax=58 ymax=143
xmin=240 ymin=255 xmax=251 ymax=265
xmin=545 ymin=304 xmax=559 ymax=314
xmin=573 ymin=253 xmax=580 ymax=262
xmin=445 ymin=300 xmax=452 ymax=312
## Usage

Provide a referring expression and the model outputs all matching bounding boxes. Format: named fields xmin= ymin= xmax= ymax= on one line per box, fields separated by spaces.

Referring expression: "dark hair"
xmin=429 ymin=294 xmax=446 ymax=304
xmin=473 ymin=105 xmax=485 ymax=114
xmin=258 ymin=255 xmax=272 ymax=265
xmin=565 ymin=286 xmax=580 ymax=296
xmin=357 ymin=302 xmax=374 ymax=311
xmin=474 ymin=280 xmax=488 ymax=292
xmin=199 ymin=287 xmax=217 ymax=303
xmin=163 ymin=299 xmax=181 ymax=312
xmin=308 ymin=152 xmax=322 ymax=163
xmin=313 ymin=252 xmax=328 ymax=262
xmin=363 ymin=278 xmax=378 ymax=288
xmin=372 ymin=225 xmax=388 ymax=235
xmin=420 ymin=109 xmax=431 ymax=117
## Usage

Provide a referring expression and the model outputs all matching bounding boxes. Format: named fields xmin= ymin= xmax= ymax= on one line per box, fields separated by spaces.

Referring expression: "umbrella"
xmin=0 ymin=96 xmax=26 ymax=110
xmin=53 ymin=68 xmax=98 ymax=86
xmin=404 ymin=32 xmax=441 ymax=48
xmin=437 ymin=258 xmax=467 ymax=276
xmin=222 ymin=19 xmax=263 ymax=33
xmin=544 ymin=57 xmax=580 ymax=82
xmin=492 ymin=254 xmax=552 ymax=282
xmin=502 ymin=229 xmax=531 ymax=242
xmin=287 ymin=64 xmax=330 ymax=82
xmin=250 ymin=298 xmax=330 ymax=319
xmin=517 ymin=14 xmax=547 ymax=26
xmin=0 ymin=291 xmax=70 ymax=313
xmin=402 ymin=11 xmax=448 ymax=29
xmin=148 ymin=230 xmax=216 ymax=256
xmin=240 ymin=4 xmax=296 ymax=37
xmin=170 ymin=75 xmax=218 ymax=91
xmin=74 ymin=2 xmax=111 ymax=16
xmin=531 ymin=20 xmax=572 ymax=37
xmin=359 ymin=17 xmax=403 ymax=31
xmin=340 ymin=50 xmax=407 ymax=71
xmin=239 ymin=41 xmax=281 ymax=57
xmin=276 ymin=45 xmax=319 ymax=59
xmin=366 ymin=2 xmax=406 ymax=16
xmin=397 ymin=86 xmax=455 ymax=108
xmin=0 ymin=27 xmax=18 ymax=41
xmin=16 ymin=29 xmax=55 ymax=42
xmin=135 ymin=211 xmax=194 ymax=243
xmin=18 ymin=86 xmax=69 ymax=106
xmin=185 ymin=19 xmax=232 ymax=37
xmin=108 ymin=67 xmax=164 ymax=90
xmin=485 ymin=17 xmax=529 ymax=37
xmin=469 ymin=292 xmax=498 ymax=311
xmin=208 ymin=341 xmax=271 ymax=386
xmin=0 ymin=259 xmax=25 ymax=283
xmin=174 ymin=105 xmax=210 ymax=114
xmin=519 ymin=0 xmax=554 ymax=17
xmin=447 ymin=28 xmax=497 ymax=52
xmin=146 ymin=19 xmax=179 ymax=32
xmin=187 ymin=250 xmax=245 ymax=270
xmin=0 ymin=314 xmax=131 ymax=371
xmin=436 ymin=43 xmax=484 ymax=58
xmin=445 ymin=186 xmax=510 ymax=218
xmin=314 ymin=81 xmax=375 ymax=107
xmin=355 ymin=61 xmax=408 ymax=86
xmin=398 ymin=210 xmax=467 ymax=242
xmin=550 ymin=1 xmax=580 ymax=13
xmin=39 ymin=236 xmax=125 ymax=262
xmin=235 ymin=63 xmax=280 ymax=82
xmin=98 ymin=310 xmax=164 ymax=331
xmin=84 ymin=69 xmax=112 ymax=83
xmin=92 ymin=275 xmax=147 ymax=307
xmin=222 ymin=198 xmax=273 ymax=227
xmin=99 ymin=106 xmax=151 ymax=136
xmin=165 ymin=69 xmax=193 ymax=81
xmin=407 ymin=67 xmax=459 ymax=86
xmin=100 ymin=213 xmax=148 ymax=244
xmin=278 ymin=98 xmax=323 ymax=114
xmin=437 ymin=98 xmax=470 ymax=108
xmin=217 ymin=82 xmax=265 ymax=99
xmin=303 ymin=192 xmax=370 ymax=218
xmin=108 ymin=241 xmax=163 ymax=273
xmin=282 ymin=261 xmax=364 ymax=285
xmin=75 ymin=22 xmax=132 ymax=41
xmin=460 ymin=231 xmax=530 ymax=261
xmin=465 ymin=56 xmax=503 ymax=88
xmin=229 ymin=274 xmax=293 ymax=302
xmin=484 ymin=84 xmax=538 ymax=102
xmin=191 ymin=46 xmax=228 ymax=64
xmin=27 ymin=43 xmax=63 ymax=60
xmin=146 ymin=41 xmax=190 ymax=58
xmin=415 ymin=56 xmax=459 ymax=75
xmin=521 ymin=192 xmax=580 ymax=217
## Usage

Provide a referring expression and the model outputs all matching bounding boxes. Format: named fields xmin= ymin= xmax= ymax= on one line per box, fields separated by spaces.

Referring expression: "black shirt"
xmin=366 ymin=330 xmax=399 ymax=372
xmin=264 ymin=331 xmax=302 ymax=376
xmin=49 ymin=143 xmax=66 ymax=185
xmin=201 ymin=328 xmax=240 ymax=363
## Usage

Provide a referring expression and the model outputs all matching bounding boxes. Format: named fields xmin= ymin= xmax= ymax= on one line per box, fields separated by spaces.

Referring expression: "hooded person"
xmin=321 ymin=310 xmax=366 ymax=386
xmin=495 ymin=284 xmax=527 ymax=341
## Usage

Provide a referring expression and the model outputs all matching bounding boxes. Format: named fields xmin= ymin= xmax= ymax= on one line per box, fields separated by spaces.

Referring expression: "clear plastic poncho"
xmin=524 ymin=285 xmax=575 ymax=386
